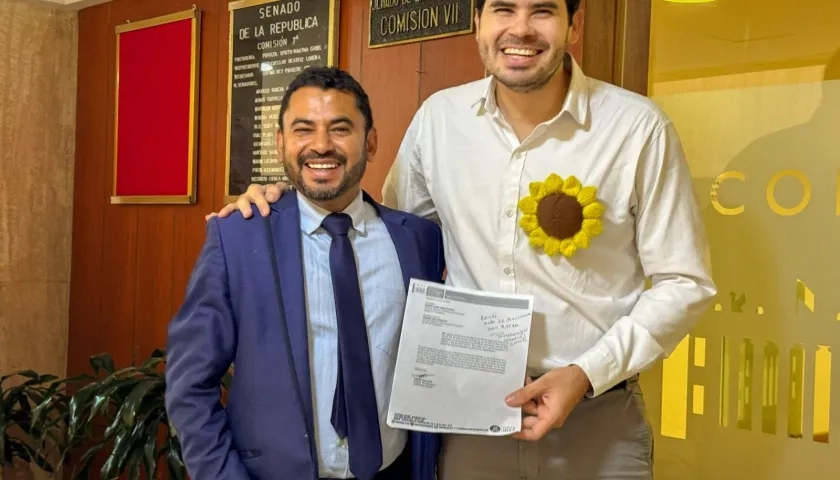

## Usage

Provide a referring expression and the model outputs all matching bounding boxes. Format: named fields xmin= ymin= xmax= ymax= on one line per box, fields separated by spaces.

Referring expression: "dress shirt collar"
xmin=472 ymin=53 xmax=589 ymax=127
xmin=297 ymin=189 xmax=367 ymax=236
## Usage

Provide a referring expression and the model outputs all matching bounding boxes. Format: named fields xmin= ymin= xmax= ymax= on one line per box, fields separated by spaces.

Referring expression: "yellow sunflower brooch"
xmin=518 ymin=174 xmax=605 ymax=258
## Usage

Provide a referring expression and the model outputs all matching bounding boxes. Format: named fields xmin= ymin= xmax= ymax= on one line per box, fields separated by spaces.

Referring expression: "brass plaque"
xmin=369 ymin=0 xmax=475 ymax=48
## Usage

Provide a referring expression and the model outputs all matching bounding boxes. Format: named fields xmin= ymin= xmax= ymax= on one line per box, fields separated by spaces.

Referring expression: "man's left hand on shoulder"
xmin=504 ymin=365 xmax=592 ymax=441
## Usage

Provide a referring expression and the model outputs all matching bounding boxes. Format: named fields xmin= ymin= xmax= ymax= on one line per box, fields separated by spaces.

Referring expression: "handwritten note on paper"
xmin=387 ymin=279 xmax=534 ymax=436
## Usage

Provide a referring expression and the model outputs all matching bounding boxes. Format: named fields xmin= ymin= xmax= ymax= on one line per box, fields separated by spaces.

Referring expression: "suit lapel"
xmin=365 ymin=192 xmax=423 ymax=290
xmin=270 ymin=194 xmax=315 ymax=426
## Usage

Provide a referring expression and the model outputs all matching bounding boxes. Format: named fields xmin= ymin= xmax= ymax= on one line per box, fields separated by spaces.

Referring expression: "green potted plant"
xmin=4 ymin=349 xmax=231 ymax=479
xmin=1 ymin=369 xmax=70 ymax=477
xmin=56 ymin=349 xmax=231 ymax=479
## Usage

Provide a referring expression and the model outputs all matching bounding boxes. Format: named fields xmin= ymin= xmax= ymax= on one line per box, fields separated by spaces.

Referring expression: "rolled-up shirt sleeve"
xmin=572 ymin=121 xmax=717 ymax=397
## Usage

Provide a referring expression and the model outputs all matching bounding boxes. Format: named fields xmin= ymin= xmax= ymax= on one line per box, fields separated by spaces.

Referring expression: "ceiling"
xmin=651 ymin=0 xmax=840 ymax=81
xmin=24 ymin=0 xmax=110 ymax=10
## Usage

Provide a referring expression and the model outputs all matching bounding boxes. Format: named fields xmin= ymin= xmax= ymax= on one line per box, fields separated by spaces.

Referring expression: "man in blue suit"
xmin=165 ymin=67 xmax=444 ymax=480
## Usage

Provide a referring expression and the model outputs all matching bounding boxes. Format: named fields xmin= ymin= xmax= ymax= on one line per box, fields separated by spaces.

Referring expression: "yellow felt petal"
xmin=519 ymin=214 xmax=539 ymax=232
xmin=543 ymin=174 xmax=564 ymax=194
xmin=562 ymin=243 xmax=578 ymax=258
xmin=518 ymin=197 xmax=538 ymax=215
xmin=529 ymin=182 xmax=547 ymax=200
xmin=572 ymin=230 xmax=591 ymax=249
xmin=582 ymin=202 xmax=605 ymax=219
xmin=529 ymin=228 xmax=548 ymax=247
xmin=582 ymin=219 xmax=604 ymax=237
xmin=576 ymin=186 xmax=597 ymax=206
xmin=544 ymin=237 xmax=563 ymax=256
xmin=562 ymin=176 xmax=582 ymax=197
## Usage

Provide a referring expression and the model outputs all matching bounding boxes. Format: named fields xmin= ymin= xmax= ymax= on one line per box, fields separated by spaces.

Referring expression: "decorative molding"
xmin=21 ymin=0 xmax=112 ymax=11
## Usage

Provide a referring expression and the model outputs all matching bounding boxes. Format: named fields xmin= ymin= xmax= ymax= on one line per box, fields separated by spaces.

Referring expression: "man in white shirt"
xmin=210 ymin=0 xmax=716 ymax=478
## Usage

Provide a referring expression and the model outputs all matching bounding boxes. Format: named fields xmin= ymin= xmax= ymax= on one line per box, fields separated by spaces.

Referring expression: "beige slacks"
xmin=438 ymin=379 xmax=654 ymax=480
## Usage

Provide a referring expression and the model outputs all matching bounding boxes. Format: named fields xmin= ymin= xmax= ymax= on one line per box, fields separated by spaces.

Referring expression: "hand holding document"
xmin=386 ymin=279 xmax=533 ymax=436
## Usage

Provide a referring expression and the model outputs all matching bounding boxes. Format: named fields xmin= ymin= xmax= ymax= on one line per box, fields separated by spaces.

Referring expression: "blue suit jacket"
xmin=165 ymin=191 xmax=445 ymax=480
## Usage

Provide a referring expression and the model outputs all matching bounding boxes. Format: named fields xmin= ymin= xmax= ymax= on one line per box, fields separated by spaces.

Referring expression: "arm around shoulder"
xmin=165 ymin=218 xmax=251 ymax=479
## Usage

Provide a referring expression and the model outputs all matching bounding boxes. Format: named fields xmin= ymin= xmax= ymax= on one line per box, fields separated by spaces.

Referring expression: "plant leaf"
xmin=165 ymin=435 xmax=187 ymax=480
xmin=101 ymin=414 xmax=150 ymax=478
xmin=89 ymin=353 xmax=116 ymax=376
xmin=67 ymin=382 xmax=98 ymax=439
xmin=121 ymin=377 xmax=163 ymax=428
xmin=71 ymin=441 xmax=105 ymax=479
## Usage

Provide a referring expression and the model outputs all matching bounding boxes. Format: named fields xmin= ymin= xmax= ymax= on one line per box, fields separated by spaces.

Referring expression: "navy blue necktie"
xmin=321 ymin=213 xmax=383 ymax=480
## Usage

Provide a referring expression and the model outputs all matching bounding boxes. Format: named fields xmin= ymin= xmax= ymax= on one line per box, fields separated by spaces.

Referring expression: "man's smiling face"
xmin=475 ymin=0 xmax=581 ymax=92
xmin=277 ymin=86 xmax=374 ymax=206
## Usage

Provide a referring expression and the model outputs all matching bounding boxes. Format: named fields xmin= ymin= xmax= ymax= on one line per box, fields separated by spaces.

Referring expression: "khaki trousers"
xmin=438 ymin=379 xmax=654 ymax=480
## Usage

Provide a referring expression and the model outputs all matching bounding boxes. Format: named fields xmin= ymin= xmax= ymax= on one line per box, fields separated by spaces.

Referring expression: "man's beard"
xmin=282 ymin=147 xmax=367 ymax=202
xmin=479 ymin=40 xmax=566 ymax=93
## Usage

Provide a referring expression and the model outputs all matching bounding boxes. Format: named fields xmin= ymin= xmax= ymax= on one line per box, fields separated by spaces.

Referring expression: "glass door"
xmin=620 ymin=0 xmax=840 ymax=478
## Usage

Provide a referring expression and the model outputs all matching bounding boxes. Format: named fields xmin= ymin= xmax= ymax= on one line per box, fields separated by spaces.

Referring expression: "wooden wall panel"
xmin=337 ymin=0 xmax=364 ymax=77
xmin=96 ymin=0 xmax=139 ymax=369
xmin=173 ymin=0 xmax=223 ymax=321
xmin=565 ymin=0 xmax=585 ymax=65
xmin=613 ymin=0 xmax=651 ymax=95
xmin=67 ymin=2 xmax=108 ymax=378
xmin=68 ymin=0 xmax=593 ymax=379
xmin=419 ymin=34 xmax=486 ymax=104
xmin=358 ymin=2 xmax=422 ymax=200
xmin=123 ymin=0 xmax=185 ymax=362
xmin=581 ymin=0 xmax=617 ymax=83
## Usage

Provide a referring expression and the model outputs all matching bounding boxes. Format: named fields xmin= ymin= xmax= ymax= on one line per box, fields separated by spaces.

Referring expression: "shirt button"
xmin=504 ymin=267 xmax=512 ymax=275
xmin=506 ymin=210 xmax=514 ymax=218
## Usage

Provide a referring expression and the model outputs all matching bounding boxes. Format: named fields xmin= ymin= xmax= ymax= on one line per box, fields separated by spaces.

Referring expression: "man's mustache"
xmin=298 ymin=151 xmax=347 ymax=167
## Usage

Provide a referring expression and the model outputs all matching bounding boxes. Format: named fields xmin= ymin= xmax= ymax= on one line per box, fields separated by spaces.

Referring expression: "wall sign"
xmin=224 ymin=0 xmax=339 ymax=201
xmin=369 ymin=0 xmax=475 ymax=48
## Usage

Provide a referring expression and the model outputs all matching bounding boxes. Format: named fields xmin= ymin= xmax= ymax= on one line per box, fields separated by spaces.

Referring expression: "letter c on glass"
xmin=711 ymin=171 xmax=745 ymax=216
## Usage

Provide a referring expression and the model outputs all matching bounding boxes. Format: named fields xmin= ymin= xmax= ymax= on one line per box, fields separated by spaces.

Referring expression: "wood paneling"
xmin=581 ymin=0 xmax=617 ymax=83
xmin=67 ymin=0 xmax=108 ymax=378
xmin=419 ymin=34 xmax=486 ymax=104
xmin=68 ymin=0 xmax=596 ymax=377
xmin=68 ymin=0 xmax=489 ymax=373
xmin=614 ymin=0 xmax=651 ymax=95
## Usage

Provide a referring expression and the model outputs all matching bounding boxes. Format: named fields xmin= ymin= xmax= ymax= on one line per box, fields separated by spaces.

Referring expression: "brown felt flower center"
xmin=536 ymin=192 xmax=583 ymax=240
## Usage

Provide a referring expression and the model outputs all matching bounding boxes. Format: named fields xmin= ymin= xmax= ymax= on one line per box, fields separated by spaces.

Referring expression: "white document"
xmin=386 ymin=279 xmax=534 ymax=436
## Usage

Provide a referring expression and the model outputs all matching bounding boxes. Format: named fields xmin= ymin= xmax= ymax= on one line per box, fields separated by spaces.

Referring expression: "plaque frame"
xmin=368 ymin=0 xmax=476 ymax=49
xmin=223 ymin=0 xmax=341 ymax=204
xmin=111 ymin=8 xmax=201 ymax=205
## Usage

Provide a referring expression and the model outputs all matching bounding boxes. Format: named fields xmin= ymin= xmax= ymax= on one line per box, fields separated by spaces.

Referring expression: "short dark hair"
xmin=476 ymin=0 xmax=581 ymax=24
xmin=277 ymin=66 xmax=374 ymax=135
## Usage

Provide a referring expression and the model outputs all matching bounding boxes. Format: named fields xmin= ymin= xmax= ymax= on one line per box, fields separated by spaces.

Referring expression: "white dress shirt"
xmin=297 ymin=191 xmax=407 ymax=477
xmin=382 ymin=54 xmax=717 ymax=397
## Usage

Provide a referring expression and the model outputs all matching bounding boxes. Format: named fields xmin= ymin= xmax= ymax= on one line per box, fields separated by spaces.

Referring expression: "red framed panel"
xmin=112 ymin=8 xmax=201 ymax=204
